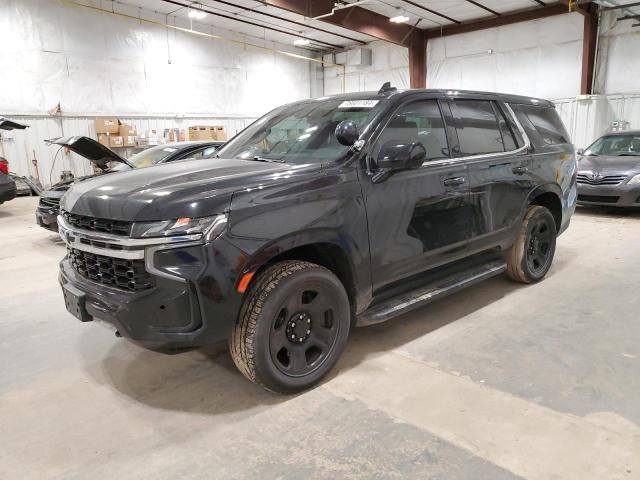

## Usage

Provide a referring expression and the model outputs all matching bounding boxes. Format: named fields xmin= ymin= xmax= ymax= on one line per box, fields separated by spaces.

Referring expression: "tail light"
xmin=0 ymin=158 xmax=8 ymax=175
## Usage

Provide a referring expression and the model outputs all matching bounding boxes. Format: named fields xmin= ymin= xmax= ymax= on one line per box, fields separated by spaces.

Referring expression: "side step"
xmin=356 ymin=260 xmax=507 ymax=327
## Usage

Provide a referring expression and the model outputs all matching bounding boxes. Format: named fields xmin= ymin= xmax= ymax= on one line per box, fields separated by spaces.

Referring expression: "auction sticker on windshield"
xmin=338 ymin=100 xmax=379 ymax=109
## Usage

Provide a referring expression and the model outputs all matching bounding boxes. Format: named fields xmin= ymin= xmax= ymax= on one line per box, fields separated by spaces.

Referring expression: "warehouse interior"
xmin=1 ymin=0 xmax=640 ymax=479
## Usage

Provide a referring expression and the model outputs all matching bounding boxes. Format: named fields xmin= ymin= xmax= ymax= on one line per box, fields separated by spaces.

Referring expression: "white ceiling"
xmin=92 ymin=0 xmax=640 ymax=52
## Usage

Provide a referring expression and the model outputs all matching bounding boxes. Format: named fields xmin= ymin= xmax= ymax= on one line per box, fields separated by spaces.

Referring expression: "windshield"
xmin=216 ymin=98 xmax=383 ymax=164
xmin=109 ymin=145 xmax=184 ymax=172
xmin=584 ymin=134 xmax=640 ymax=156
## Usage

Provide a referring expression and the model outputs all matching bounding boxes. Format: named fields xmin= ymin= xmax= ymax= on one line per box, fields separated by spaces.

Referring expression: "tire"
xmin=505 ymin=205 xmax=557 ymax=284
xmin=229 ymin=260 xmax=351 ymax=393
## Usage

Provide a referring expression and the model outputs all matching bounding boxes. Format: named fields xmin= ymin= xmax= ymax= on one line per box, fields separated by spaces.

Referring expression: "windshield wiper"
xmin=618 ymin=153 xmax=640 ymax=156
xmin=248 ymin=156 xmax=285 ymax=163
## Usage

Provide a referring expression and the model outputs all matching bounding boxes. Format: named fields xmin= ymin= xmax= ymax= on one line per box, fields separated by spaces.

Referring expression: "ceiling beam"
xmin=207 ymin=0 xmax=366 ymax=44
xmin=160 ymin=0 xmax=342 ymax=48
xmin=425 ymin=3 xmax=570 ymax=38
xmin=559 ymin=0 xmax=592 ymax=17
xmin=259 ymin=0 xmax=422 ymax=47
xmin=399 ymin=0 xmax=461 ymax=24
xmin=465 ymin=0 xmax=501 ymax=16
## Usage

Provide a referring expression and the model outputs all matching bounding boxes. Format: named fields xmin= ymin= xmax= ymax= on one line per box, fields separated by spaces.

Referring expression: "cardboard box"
xmin=109 ymin=136 xmax=124 ymax=148
xmin=97 ymin=133 xmax=110 ymax=147
xmin=95 ymin=118 xmax=119 ymax=134
xmin=118 ymin=124 xmax=137 ymax=137
xmin=213 ymin=126 xmax=227 ymax=141
xmin=122 ymin=135 xmax=136 ymax=147
xmin=189 ymin=125 xmax=228 ymax=141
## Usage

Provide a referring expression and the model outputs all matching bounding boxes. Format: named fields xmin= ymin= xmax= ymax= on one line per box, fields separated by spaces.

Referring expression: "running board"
xmin=356 ymin=260 xmax=507 ymax=327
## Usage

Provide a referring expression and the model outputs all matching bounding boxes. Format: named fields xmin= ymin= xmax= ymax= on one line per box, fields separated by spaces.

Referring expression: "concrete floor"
xmin=1 ymin=196 xmax=639 ymax=480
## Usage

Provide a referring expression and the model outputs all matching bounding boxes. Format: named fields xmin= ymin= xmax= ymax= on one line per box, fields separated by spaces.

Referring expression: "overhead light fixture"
xmin=389 ymin=14 xmax=410 ymax=23
xmin=188 ymin=9 xmax=206 ymax=20
xmin=293 ymin=38 xmax=310 ymax=46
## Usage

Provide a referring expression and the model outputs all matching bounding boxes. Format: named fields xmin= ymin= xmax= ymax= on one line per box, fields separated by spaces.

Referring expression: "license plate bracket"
xmin=62 ymin=283 xmax=92 ymax=322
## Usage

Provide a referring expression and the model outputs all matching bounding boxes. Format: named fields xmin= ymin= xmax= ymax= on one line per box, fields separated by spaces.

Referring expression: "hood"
xmin=578 ymin=154 xmax=640 ymax=175
xmin=46 ymin=136 xmax=134 ymax=171
xmin=61 ymin=158 xmax=319 ymax=222
xmin=0 ymin=117 xmax=28 ymax=130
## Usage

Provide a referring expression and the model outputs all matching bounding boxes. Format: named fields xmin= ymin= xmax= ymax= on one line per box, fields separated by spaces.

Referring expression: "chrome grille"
xmin=39 ymin=197 xmax=60 ymax=208
xmin=576 ymin=174 xmax=627 ymax=185
xmin=64 ymin=212 xmax=132 ymax=236
xmin=68 ymin=247 xmax=153 ymax=291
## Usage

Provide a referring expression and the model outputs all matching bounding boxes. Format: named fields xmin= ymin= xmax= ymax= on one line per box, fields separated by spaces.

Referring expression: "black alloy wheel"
xmin=269 ymin=282 xmax=341 ymax=377
xmin=525 ymin=216 xmax=554 ymax=276
xmin=506 ymin=205 xmax=557 ymax=284
xmin=230 ymin=260 xmax=350 ymax=393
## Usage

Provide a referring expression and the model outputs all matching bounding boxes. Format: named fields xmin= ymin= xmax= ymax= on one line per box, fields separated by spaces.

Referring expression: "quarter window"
xmin=450 ymin=99 xmax=511 ymax=155
xmin=374 ymin=99 xmax=449 ymax=162
xmin=519 ymin=104 xmax=569 ymax=145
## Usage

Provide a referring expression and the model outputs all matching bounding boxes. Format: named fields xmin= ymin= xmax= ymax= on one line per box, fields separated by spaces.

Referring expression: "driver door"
xmin=360 ymin=96 xmax=474 ymax=292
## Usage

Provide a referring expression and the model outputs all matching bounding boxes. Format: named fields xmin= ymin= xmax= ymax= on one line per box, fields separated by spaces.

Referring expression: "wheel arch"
xmin=236 ymin=229 xmax=367 ymax=314
xmin=526 ymin=184 xmax=563 ymax=232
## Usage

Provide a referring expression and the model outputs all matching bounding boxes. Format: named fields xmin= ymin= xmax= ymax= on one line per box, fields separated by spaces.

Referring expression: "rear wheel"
xmin=229 ymin=260 xmax=350 ymax=393
xmin=506 ymin=205 xmax=557 ymax=284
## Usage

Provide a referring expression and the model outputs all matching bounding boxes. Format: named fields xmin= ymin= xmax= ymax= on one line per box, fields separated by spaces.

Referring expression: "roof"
xmin=308 ymin=88 xmax=554 ymax=107
xmin=602 ymin=130 xmax=640 ymax=136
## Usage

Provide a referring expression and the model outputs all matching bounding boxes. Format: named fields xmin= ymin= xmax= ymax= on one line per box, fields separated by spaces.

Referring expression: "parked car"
xmin=0 ymin=117 xmax=28 ymax=205
xmin=36 ymin=137 xmax=223 ymax=231
xmin=57 ymin=85 xmax=576 ymax=393
xmin=576 ymin=130 xmax=640 ymax=207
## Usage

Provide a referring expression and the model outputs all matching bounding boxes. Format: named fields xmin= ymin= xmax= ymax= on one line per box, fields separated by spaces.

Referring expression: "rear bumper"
xmin=577 ymin=183 xmax=640 ymax=207
xmin=0 ymin=183 xmax=17 ymax=203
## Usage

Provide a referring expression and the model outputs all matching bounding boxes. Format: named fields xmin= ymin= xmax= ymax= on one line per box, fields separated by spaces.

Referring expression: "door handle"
xmin=443 ymin=177 xmax=465 ymax=186
xmin=513 ymin=166 xmax=529 ymax=175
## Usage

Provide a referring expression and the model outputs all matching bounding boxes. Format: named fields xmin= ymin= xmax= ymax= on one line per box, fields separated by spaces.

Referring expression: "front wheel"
xmin=505 ymin=205 xmax=557 ymax=284
xmin=229 ymin=260 xmax=351 ymax=393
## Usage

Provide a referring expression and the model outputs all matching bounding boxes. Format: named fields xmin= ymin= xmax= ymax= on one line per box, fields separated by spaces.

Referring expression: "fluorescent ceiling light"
xmin=188 ymin=9 xmax=206 ymax=20
xmin=389 ymin=14 xmax=410 ymax=23
xmin=293 ymin=38 xmax=310 ymax=46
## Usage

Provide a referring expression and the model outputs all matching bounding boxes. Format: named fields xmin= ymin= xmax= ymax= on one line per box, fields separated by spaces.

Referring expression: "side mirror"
xmin=576 ymin=148 xmax=584 ymax=156
xmin=335 ymin=120 xmax=360 ymax=147
xmin=377 ymin=141 xmax=426 ymax=170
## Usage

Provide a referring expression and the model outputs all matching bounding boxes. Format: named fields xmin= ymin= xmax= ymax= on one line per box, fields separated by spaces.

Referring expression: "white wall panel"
xmin=594 ymin=12 xmax=640 ymax=95
xmin=427 ymin=13 xmax=584 ymax=99
xmin=0 ymin=0 xmax=311 ymax=118
xmin=0 ymin=0 xmax=312 ymax=184
xmin=323 ymin=41 xmax=409 ymax=96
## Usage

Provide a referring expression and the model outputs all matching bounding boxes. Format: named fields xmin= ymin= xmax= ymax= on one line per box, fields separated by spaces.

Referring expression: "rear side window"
xmin=519 ymin=104 xmax=569 ymax=145
xmin=449 ymin=99 xmax=517 ymax=155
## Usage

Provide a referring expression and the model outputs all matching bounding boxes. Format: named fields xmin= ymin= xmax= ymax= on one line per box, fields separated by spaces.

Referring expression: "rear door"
xmin=446 ymin=96 xmax=533 ymax=250
xmin=360 ymin=95 xmax=474 ymax=291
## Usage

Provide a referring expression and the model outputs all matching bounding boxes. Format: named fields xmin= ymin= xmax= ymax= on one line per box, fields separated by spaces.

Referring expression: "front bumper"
xmin=36 ymin=206 xmax=59 ymax=231
xmin=577 ymin=183 xmax=640 ymax=207
xmin=57 ymin=215 xmax=245 ymax=351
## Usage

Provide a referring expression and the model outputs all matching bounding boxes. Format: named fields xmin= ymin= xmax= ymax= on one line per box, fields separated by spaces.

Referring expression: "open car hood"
xmin=46 ymin=136 xmax=135 ymax=171
xmin=0 ymin=117 xmax=28 ymax=130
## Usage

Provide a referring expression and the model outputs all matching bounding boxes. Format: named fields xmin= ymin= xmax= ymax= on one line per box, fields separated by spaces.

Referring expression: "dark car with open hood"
xmin=0 ymin=117 xmax=28 ymax=205
xmin=576 ymin=130 xmax=640 ymax=207
xmin=36 ymin=137 xmax=223 ymax=231
xmin=57 ymin=84 xmax=576 ymax=393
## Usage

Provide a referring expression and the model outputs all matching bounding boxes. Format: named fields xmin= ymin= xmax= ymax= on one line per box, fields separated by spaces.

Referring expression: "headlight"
xmin=628 ymin=174 xmax=640 ymax=185
xmin=131 ymin=214 xmax=227 ymax=241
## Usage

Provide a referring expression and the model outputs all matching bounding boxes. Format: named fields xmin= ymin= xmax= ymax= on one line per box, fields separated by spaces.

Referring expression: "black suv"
xmin=58 ymin=85 xmax=576 ymax=393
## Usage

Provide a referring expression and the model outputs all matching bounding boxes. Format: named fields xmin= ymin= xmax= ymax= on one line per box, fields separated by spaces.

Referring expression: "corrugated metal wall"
xmin=0 ymin=115 xmax=256 ymax=188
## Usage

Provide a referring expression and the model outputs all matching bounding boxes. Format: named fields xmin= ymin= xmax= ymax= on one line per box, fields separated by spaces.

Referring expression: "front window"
xmin=216 ymin=98 xmax=383 ymax=164
xmin=584 ymin=134 xmax=640 ymax=156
